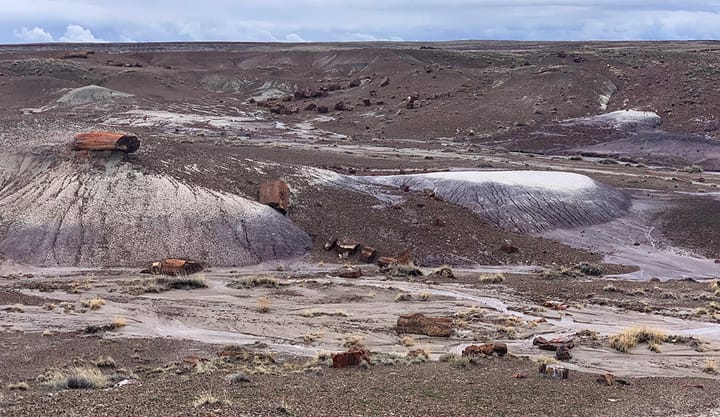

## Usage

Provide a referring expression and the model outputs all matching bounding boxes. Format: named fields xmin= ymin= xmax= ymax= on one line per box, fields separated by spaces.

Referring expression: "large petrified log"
xmin=332 ymin=348 xmax=371 ymax=368
xmin=140 ymin=258 xmax=203 ymax=276
xmin=462 ymin=342 xmax=508 ymax=358
xmin=396 ymin=313 xmax=452 ymax=337
xmin=259 ymin=180 xmax=290 ymax=214
xmin=72 ymin=132 xmax=140 ymax=153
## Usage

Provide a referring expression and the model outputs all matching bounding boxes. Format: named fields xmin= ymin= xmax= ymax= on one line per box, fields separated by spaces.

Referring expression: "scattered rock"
xmin=379 ymin=77 xmax=390 ymax=87
xmin=596 ymin=373 xmax=616 ymax=386
xmin=337 ymin=238 xmax=360 ymax=253
xmin=305 ymin=103 xmax=317 ymax=111
xmin=462 ymin=342 xmax=507 ymax=357
xmin=396 ymin=313 xmax=452 ymax=337
xmin=499 ymin=242 xmax=519 ymax=254
xmin=317 ymin=105 xmax=329 ymax=114
xmin=431 ymin=266 xmax=454 ymax=279
xmin=349 ymin=79 xmax=361 ymax=88
xmin=334 ymin=101 xmax=347 ymax=111
xmin=362 ymin=98 xmax=372 ymax=106
xmin=324 ymin=237 xmax=338 ymax=251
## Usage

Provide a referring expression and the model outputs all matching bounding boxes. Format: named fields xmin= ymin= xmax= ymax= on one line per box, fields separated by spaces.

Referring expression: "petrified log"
xmin=533 ymin=336 xmax=575 ymax=351
xmin=332 ymin=348 xmax=370 ymax=368
xmin=72 ymin=132 xmax=140 ymax=153
xmin=338 ymin=267 xmax=362 ymax=279
xmin=259 ymin=180 xmax=290 ymax=214
xmin=336 ymin=238 xmax=360 ymax=253
xmin=141 ymin=258 xmax=203 ymax=276
xmin=555 ymin=345 xmax=572 ymax=361
xmin=462 ymin=343 xmax=508 ymax=357
xmin=396 ymin=313 xmax=452 ymax=337
xmin=376 ymin=256 xmax=398 ymax=267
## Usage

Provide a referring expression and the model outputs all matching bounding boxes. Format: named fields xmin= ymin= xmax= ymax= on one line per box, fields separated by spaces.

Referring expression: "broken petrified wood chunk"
xmin=336 ymin=238 xmax=360 ymax=253
xmin=338 ymin=267 xmax=362 ymax=279
xmin=555 ymin=345 xmax=572 ymax=361
xmin=396 ymin=313 xmax=452 ymax=337
xmin=140 ymin=258 xmax=203 ymax=276
xmin=259 ymin=180 xmax=290 ymax=214
xmin=376 ymin=256 xmax=398 ymax=267
xmin=72 ymin=132 xmax=140 ymax=153
xmin=359 ymin=246 xmax=377 ymax=263
xmin=596 ymin=373 xmax=616 ymax=386
xmin=332 ymin=348 xmax=370 ymax=368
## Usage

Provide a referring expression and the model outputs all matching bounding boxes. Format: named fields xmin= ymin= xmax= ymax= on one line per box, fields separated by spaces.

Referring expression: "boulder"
xmin=555 ymin=345 xmax=572 ymax=361
xmin=304 ymin=103 xmax=317 ymax=111
xmin=396 ymin=313 xmax=452 ymax=337
xmin=362 ymin=98 xmax=372 ymax=106
xmin=332 ymin=348 xmax=370 ymax=368
xmin=334 ymin=101 xmax=346 ymax=111
xmin=349 ymin=79 xmax=361 ymax=88
xmin=317 ymin=105 xmax=329 ymax=114
xmin=258 ymin=180 xmax=291 ymax=214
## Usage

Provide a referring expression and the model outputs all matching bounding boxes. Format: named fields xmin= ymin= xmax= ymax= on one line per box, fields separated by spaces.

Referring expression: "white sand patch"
xmin=565 ymin=110 xmax=662 ymax=128
xmin=416 ymin=170 xmax=597 ymax=193
xmin=57 ymin=85 xmax=133 ymax=105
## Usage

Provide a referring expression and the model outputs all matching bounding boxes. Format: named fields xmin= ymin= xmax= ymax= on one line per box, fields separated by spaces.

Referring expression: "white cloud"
xmin=285 ymin=33 xmax=306 ymax=42
xmin=13 ymin=26 xmax=54 ymax=42
xmin=59 ymin=24 xmax=106 ymax=43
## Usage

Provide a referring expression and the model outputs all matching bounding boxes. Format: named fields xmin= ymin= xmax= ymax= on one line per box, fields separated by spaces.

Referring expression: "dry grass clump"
xmin=111 ymin=317 xmax=127 ymax=328
xmin=454 ymin=305 xmax=484 ymax=320
xmin=478 ymin=273 xmax=505 ymax=284
xmin=343 ymin=335 xmax=365 ymax=348
xmin=419 ymin=292 xmax=430 ymax=301
xmin=230 ymin=276 xmax=279 ymax=289
xmin=395 ymin=292 xmax=412 ymax=302
xmin=37 ymin=367 xmax=114 ymax=390
xmin=399 ymin=335 xmax=416 ymax=347
xmin=603 ymin=283 xmax=620 ymax=293
xmin=703 ymin=358 xmax=718 ymax=374
xmin=257 ymin=296 xmax=271 ymax=313
xmin=81 ymin=298 xmax=106 ymax=310
xmin=610 ymin=326 xmax=667 ymax=352
xmin=303 ymin=332 xmax=324 ymax=344
xmin=42 ymin=303 xmax=56 ymax=311
xmin=193 ymin=392 xmax=230 ymax=407
xmin=3 ymin=303 xmax=25 ymax=313
xmin=6 ymin=382 xmax=30 ymax=391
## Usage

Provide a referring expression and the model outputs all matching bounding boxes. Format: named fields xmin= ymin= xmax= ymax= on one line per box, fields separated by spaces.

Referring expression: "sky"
xmin=2 ymin=0 xmax=720 ymax=44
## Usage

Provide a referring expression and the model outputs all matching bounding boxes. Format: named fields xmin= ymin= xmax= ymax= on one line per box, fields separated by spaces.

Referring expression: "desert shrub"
xmin=230 ymin=276 xmax=279 ymax=289
xmin=419 ymin=292 xmax=430 ymax=301
xmin=193 ymin=392 xmax=229 ymax=407
xmin=94 ymin=356 xmax=116 ymax=368
xmin=257 ymin=296 xmax=271 ymax=313
xmin=3 ymin=304 xmax=24 ymax=313
xmin=158 ymin=274 xmax=208 ymax=290
xmin=610 ymin=327 xmax=667 ymax=352
xmin=62 ymin=367 xmax=109 ymax=389
xmin=343 ymin=335 xmax=365 ymax=348
xmin=300 ymin=309 xmax=347 ymax=317
xmin=81 ymin=298 xmax=106 ymax=310
xmin=399 ymin=335 xmax=416 ymax=347
xmin=576 ymin=263 xmax=604 ymax=276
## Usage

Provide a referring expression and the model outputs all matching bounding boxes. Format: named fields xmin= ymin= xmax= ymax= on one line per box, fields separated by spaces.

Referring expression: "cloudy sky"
xmin=3 ymin=1 xmax=720 ymax=44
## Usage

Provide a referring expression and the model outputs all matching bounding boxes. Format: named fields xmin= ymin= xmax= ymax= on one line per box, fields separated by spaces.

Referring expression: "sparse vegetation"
xmin=610 ymin=326 xmax=667 ymax=352
xmin=343 ymin=335 xmax=365 ymax=348
xmin=300 ymin=309 xmax=348 ymax=318
xmin=94 ymin=356 xmax=116 ymax=368
xmin=37 ymin=367 xmax=110 ymax=390
xmin=111 ymin=317 xmax=127 ymax=329
xmin=419 ymin=292 xmax=430 ymax=301
xmin=703 ymin=359 xmax=718 ymax=374
xmin=81 ymin=298 xmax=106 ymax=310
xmin=603 ymin=283 xmax=620 ymax=292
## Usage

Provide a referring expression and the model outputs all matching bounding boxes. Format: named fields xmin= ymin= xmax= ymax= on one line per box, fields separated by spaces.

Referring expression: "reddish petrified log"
xmin=359 ymin=246 xmax=377 ymax=263
xmin=396 ymin=313 xmax=452 ymax=337
xmin=338 ymin=267 xmax=362 ymax=278
xmin=141 ymin=258 xmax=203 ymax=276
xmin=462 ymin=343 xmax=508 ymax=357
xmin=259 ymin=180 xmax=291 ymax=214
xmin=533 ymin=336 xmax=575 ymax=351
xmin=72 ymin=132 xmax=140 ymax=153
xmin=332 ymin=348 xmax=371 ymax=368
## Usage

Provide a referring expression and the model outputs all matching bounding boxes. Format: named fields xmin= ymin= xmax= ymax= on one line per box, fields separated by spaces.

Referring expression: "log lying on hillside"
xmin=140 ymin=258 xmax=203 ymax=276
xmin=72 ymin=132 xmax=140 ymax=153
xmin=259 ymin=180 xmax=290 ymax=214
xmin=396 ymin=313 xmax=452 ymax=337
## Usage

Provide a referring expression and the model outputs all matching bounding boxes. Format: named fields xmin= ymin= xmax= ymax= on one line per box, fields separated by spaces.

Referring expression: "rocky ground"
xmin=1 ymin=41 xmax=720 ymax=416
